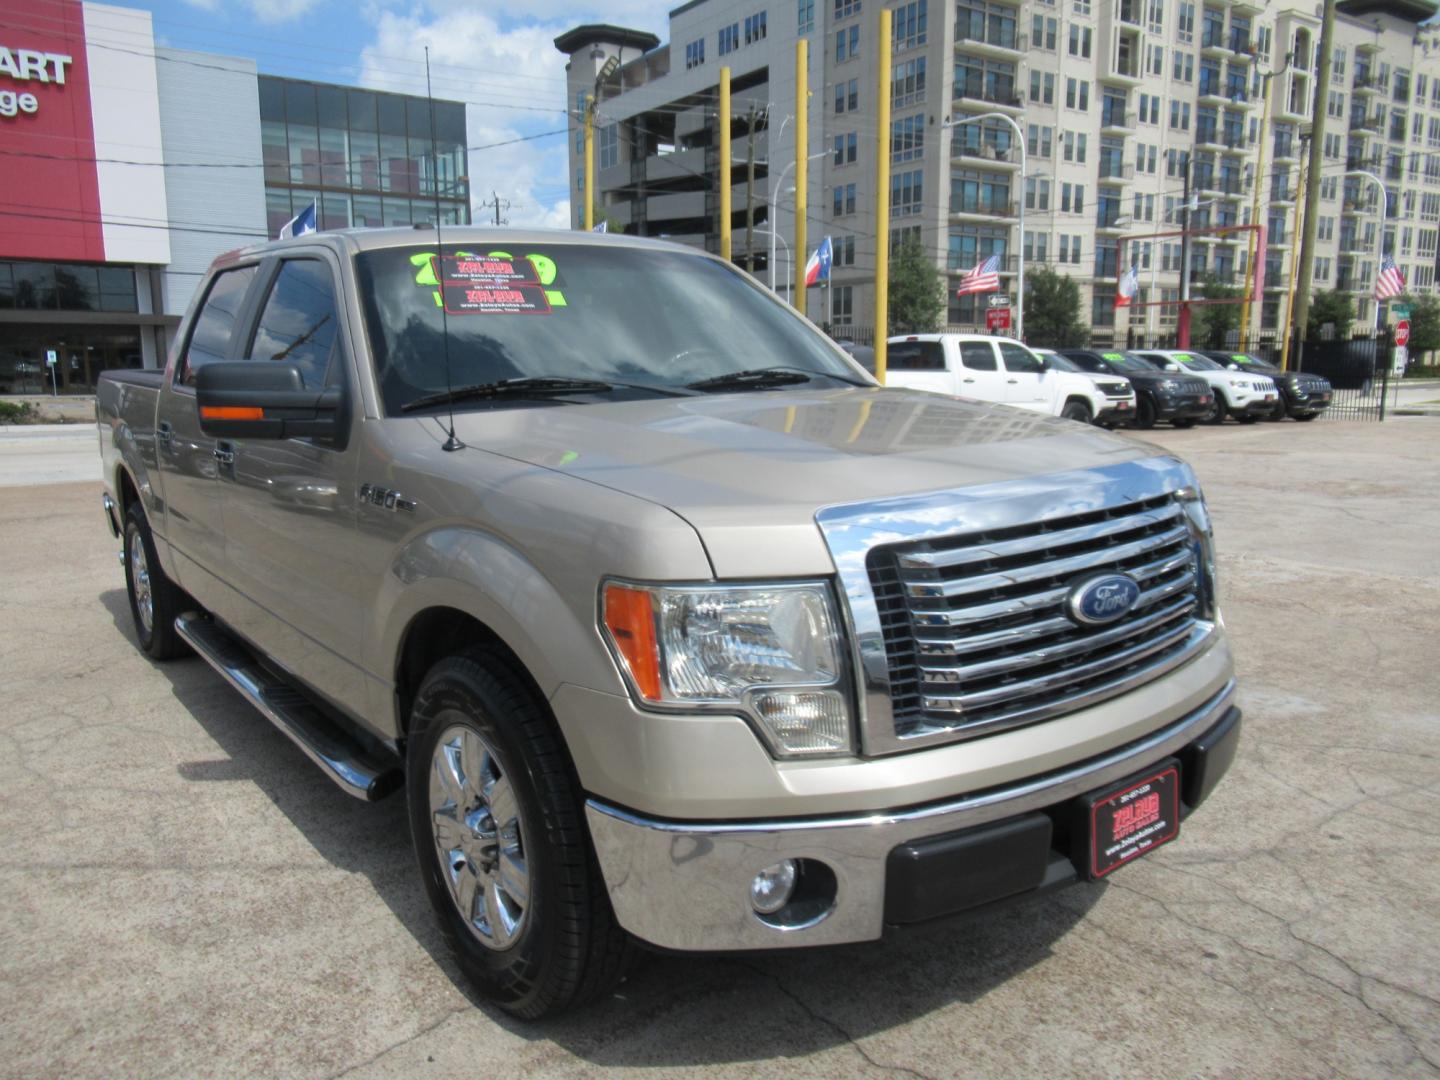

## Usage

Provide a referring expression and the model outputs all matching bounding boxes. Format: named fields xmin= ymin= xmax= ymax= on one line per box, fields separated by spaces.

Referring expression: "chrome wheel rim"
xmin=128 ymin=527 xmax=153 ymax=635
xmin=428 ymin=721 xmax=530 ymax=950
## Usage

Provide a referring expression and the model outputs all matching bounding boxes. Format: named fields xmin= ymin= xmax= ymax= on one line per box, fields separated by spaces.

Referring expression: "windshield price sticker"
xmin=442 ymin=284 xmax=551 ymax=315
xmin=1102 ymin=352 xmax=1125 ymax=362
xmin=436 ymin=255 xmax=540 ymax=287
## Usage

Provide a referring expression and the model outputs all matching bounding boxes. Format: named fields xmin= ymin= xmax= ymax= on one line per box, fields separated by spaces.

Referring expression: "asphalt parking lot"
xmin=2 ymin=416 xmax=1437 ymax=1079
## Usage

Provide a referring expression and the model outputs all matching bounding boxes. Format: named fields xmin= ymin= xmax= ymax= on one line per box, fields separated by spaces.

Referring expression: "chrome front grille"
xmin=866 ymin=493 xmax=1208 ymax=744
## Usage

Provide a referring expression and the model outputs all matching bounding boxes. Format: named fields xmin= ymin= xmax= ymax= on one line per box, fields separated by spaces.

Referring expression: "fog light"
xmin=749 ymin=860 xmax=797 ymax=915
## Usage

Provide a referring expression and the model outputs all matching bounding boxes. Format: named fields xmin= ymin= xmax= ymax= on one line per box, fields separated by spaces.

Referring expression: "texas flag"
xmin=804 ymin=236 xmax=833 ymax=286
xmin=1116 ymin=263 xmax=1140 ymax=307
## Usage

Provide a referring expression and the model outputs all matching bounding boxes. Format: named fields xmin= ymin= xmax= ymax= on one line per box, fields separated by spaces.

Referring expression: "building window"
xmin=836 ymin=24 xmax=859 ymax=61
xmin=1023 ymin=230 xmax=1049 ymax=263
xmin=598 ymin=124 xmax=619 ymax=169
xmin=833 ymin=182 xmax=857 ymax=215
xmin=744 ymin=11 xmax=767 ymax=43
xmin=891 ymin=114 xmax=924 ymax=161
xmin=685 ymin=39 xmax=705 ymax=68
xmin=1065 ymin=78 xmax=1090 ymax=111
xmin=1032 ymin=15 xmax=1057 ymax=50
xmin=892 ymin=58 xmax=926 ymax=108
xmin=835 ymin=0 xmax=860 ymax=17
xmin=890 ymin=226 xmax=921 ymax=253
xmin=719 ymin=24 xmax=739 ymax=55
xmin=1025 ymin=177 xmax=1051 ymax=210
xmin=892 ymin=0 xmax=927 ymax=51
xmin=832 ymin=285 xmax=853 ymax=324
xmin=1063 ymin=131 xmax=1087 ymax=163
xmin=1068 ymin=24 xmax=1092 ymax=59
xmin=836 ymin=77 xmax=859 ymax=112
xmin=892 ymin=169 xmax=923 ymax=216
xmin=1028 ymin=71 xmax=1055 ymax=106
xmin=1093 ymin=288 xmax=1115 ymax=327
xmin=833 ymin=132 xmax=858 ymax=164
xmin=836 ymin=234 xmax=858 ymax=265
xmin=798 ymin=0 xmax=814 ymax=34
xmin=1061 ymin=183 xmax=1084 ymax=214
xmin=0 ymin=260 xmax=138 ymax=313
xmin=1027 ymin=123 xmax=1052 ymax=158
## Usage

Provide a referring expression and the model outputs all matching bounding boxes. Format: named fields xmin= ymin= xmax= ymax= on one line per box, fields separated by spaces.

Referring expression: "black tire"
xmin=1171 ymin=418 xmax=1197 ymax=429
xmin=406 ymin=651 xmax=631 ymax=1019
xmin=1060 ymin=400 xmax=1093 ymax=424
xmin=1237 ymin=413 xmax=1260 ymax=424
xmin=1295 ymin=413 xmax=1320 ymax=422
xmin=1267 ymin=400 xmax=1287 ymax=421
xmin=1202 ymin=395 xmax=1226 ymax=425
xmin=122 ymin=501 xmax=189 ymax=660
xmin=1134 ymin=396 xmax=1157 ymax=430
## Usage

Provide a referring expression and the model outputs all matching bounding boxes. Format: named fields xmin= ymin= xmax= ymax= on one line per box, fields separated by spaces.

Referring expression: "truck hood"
xmin=451 ymin=387 xmax=1161 ymax=577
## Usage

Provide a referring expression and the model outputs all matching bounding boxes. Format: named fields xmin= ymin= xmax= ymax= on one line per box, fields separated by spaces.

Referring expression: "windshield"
xmin=1225 ymin=352 xmax=1279 ymax=372
xmin=1103 ymin=352 xmax=1162 ymax=374
xmin=355 ymin=243 xmax=864 ymax=413
xmin=1044 ymin=353 xmax=1081 ymax=372
xmin=1170 ymin=353 xmax=1223 ymax=371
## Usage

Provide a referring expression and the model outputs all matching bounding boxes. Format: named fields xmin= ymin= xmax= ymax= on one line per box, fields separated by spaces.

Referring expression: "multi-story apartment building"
xmin=558 ymin=0 xmax=1438 ymax=342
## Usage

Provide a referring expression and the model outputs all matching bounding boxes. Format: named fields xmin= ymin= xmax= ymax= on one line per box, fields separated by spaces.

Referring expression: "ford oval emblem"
xmin=1067 ymin=573 xmax=1141 ymax=626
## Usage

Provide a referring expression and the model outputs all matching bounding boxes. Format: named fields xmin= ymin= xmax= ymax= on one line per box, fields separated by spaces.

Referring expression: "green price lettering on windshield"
xmin=1102 ymin=352 xmax=1125 ymax=361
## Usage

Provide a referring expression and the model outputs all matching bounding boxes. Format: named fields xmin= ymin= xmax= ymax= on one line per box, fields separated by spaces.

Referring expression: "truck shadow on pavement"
xmin=101 ymin=587 xmax=1104 ymax=1066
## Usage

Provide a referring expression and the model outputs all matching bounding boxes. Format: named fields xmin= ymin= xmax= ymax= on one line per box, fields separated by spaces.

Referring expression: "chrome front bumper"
xmin=586 ymin=678 xmax=1237 ymax=951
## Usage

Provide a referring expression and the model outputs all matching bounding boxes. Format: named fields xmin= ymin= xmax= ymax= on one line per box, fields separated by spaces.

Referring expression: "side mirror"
xmin=196 ymin=362 xmax=343 ymax=441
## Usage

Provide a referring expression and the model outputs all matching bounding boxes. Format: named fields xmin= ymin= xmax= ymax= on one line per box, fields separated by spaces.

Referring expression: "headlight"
xmin=1174 ymin=484 xmax=1219 ymax=621
xmin=601 ymin=581 xmax=853 ymax=757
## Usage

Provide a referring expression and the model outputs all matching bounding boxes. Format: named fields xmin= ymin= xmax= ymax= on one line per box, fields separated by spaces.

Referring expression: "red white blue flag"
xmin=1116 ymin=264 xmax=1140 ymax=307
xmin=956 ymin=253 xmax=1001 ymax=296
xmin=804 ymin=236 xmax=833 ymax=286
xmin=1374 ymin=255 xmax=1405 ymax=300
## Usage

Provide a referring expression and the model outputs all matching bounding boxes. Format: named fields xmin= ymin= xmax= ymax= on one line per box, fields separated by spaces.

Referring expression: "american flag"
xmin=1374 ymin=255 xmax=1406 ymax=300
xmin=956 ymin=253 xmax=1001 ymax=296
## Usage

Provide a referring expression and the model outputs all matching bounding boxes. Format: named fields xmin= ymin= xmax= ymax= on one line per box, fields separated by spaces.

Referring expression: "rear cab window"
xmin=180 ymin=265 xmax=259 ymax=387
xmin=887 ymin=341 xmax=946 ymax=370
xmin=958 ymin=341 xmax=997 ymax=371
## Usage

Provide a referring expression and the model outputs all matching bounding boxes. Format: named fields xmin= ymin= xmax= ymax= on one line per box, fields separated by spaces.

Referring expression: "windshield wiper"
xmin=400 ymin=376 xmax=617 ymax=413
xmin=685 ymin=366 xmax=868 ymax=392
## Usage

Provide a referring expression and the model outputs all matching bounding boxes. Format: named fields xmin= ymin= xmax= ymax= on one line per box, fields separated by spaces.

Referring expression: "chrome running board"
xmin=175 ymin=612 xmax=402 ymax=801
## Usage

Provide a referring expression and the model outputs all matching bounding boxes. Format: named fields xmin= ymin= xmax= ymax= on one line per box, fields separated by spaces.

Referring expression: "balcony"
xmin=1228 ymin=36 xmax=1255 ymax=62
xmin=953 ymin=79 xmax=1024 ymax=113
xmin=1353 ymin=74 xmax=1381 ymax=96
xmin=1195 ymin=125 xmax=1224 ymax=151
xmin=954 ymin=26 xmax=1026 ymax=61
xmin=1342 ymin=197 xmax=1375 ymax=214
xmin=1100 ymin=59 xmax=1143 ymax=87
xmin=1100 ymin=105 xmax=1133 ymax=133
xmin=948 ymin=198 xmax=1020 ymax=223
xmin=1095 ymin=209 xmax=1129 ymax=232
xmin=951 ymin=140 xmax=1023 ymax=170
xmin=1201 ymin=27 xmax=1228 ymax=56
xmin=1098 ymin=161 xmax=1136 ymax=182
xmin=1351 ymin=115 xmax=1384 ymax=134
xmin=1198 ymin=77 xmax=1229 ymax=105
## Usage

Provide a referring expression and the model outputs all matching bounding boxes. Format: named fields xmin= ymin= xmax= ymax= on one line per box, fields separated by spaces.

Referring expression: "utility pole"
xmin=583 ymin=93 xmax=595 ymax=231
xmin=1239 ymin=52 xmax=1291 ymax=341
xmin=873 ymin=6 xmax=893 ymax=382
xmin=480 ymin=191 xmax=510 ymax=226
xmin=745 ymin=105 xmax=757 ymax=271
xmin=719 ymin=66 xmax=732 ymax=262
xmin=1281 ymin=140 xmax=1311 ymax=371
xmin=1178 ymin=152 xmax=1193 ymax=348
xmin=793 ymin=39 xmax=808 ymax=312
xmin=1292 ymin=0 xmax=1337 ymax=342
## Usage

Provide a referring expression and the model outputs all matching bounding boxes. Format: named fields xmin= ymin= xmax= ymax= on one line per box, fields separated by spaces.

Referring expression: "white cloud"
xmin=358 ymin=2 xmax=668 ymax=227
xmin=179 ymin=0 xmax=323 ymax=21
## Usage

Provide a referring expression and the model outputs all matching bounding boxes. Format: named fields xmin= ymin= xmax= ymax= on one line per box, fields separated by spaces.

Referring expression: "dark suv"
xmin=1199 ymin=352 xmax=1332 ymax=421
xmin=1059 ymin=349 xmax=1213 ymax=429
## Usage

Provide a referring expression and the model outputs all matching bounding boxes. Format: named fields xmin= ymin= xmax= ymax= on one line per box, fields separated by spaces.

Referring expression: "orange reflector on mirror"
xmin=200 ymin=406 xmax=264 ymax=420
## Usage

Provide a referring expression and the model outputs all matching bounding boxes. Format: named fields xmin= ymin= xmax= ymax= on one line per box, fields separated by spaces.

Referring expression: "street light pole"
xmin=942 ymin=111 xmax=1026 ymax=339
xmin=768 ymin=150 xmax=827 ymax=292
xmin=754 ymin=227 xmax=792 ymax=297
xmin=1344 ymin=169 xmax=1387 ymax=332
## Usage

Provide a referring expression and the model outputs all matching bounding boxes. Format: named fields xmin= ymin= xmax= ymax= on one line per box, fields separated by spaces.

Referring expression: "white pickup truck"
xmin=886 ymin=334 xmax=1134 ymax=425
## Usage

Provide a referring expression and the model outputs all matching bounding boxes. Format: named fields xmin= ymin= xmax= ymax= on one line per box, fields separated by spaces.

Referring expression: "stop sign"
xmin=1395 ymin=320 xmax=1410 ymax=347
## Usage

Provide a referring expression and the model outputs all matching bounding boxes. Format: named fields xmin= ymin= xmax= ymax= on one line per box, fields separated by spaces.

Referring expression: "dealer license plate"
xmin=1086 ymin=761 xmax=1180 ymax=879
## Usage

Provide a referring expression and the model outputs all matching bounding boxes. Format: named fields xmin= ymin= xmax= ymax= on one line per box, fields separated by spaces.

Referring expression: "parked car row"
xmin=882 ymin=335 xmax=1333 ymax=428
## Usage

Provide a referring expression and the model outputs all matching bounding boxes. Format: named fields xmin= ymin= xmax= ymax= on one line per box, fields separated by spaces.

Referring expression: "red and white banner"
xmin=0 ymin=0 xmax=170 ymax=264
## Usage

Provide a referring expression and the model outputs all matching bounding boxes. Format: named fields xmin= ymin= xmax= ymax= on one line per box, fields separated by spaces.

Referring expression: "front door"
xmin=998 ymin=341 xmax=1050 ymax=409
xmin=215 ymin=253 xmax=368 ymax=719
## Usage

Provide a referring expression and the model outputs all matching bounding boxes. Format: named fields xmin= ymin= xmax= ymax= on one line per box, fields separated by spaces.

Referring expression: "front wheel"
xmin=1171 ymin=418 xmax=1197 ymax=429
xmin=1295 ymin=413 xmax=1320 ymax=422
xmin=406 ymin=652 xmax=631 ymax=1019
xmin=1237 ymin=413 xmax=1260 ymax=424
xmin=1202 ymin=396 xmax=1226 ymax=425
xmin=1060 ymin=400 xmax=1093 ymax=424
xmin=1134 ymin=396 xmax=1157 ymax=430
xmin=123 ymin=501 xmax=189 ymax=660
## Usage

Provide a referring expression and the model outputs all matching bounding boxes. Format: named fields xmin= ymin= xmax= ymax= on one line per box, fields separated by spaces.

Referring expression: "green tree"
xmin=1306 ymin=289 xmax=1355 ymax=340
xmin=1192 ymin=273 xmax=1244 ymax=349
xmin=887 ymin=236 xmax=946 ymax=334
xmin=1397 ymin=292 xmax=1440 ymax=355
xmin=1023 ymin=266 xmax=1087 ymax=347
xmin=590 ymin=199 xmax=624 ymax=235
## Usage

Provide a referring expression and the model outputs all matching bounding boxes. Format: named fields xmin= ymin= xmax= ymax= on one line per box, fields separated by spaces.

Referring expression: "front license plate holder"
xmin=1083 ymin=759 xmax=1180 ymax=880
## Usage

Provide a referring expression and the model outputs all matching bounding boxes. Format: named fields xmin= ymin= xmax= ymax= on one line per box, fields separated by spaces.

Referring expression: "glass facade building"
xmin=259 ymin=77 xmax=471 ymax=238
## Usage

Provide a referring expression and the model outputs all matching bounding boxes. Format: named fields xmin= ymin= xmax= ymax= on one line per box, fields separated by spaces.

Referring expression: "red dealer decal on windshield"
xmin=431 ymin=254 xmax=552 ymax=314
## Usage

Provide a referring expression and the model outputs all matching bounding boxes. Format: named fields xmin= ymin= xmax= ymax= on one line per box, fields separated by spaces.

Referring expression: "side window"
xmin=181 ymin=265 xmax=259 ymax=387
xmin=999 ymin=343 xmax=1043 ymax=373
xmin=958 ymin=341 xmax=998 ymax=370
xmin=1068 ymin=354 xmax=1102 ymax=373
xmin=246 ymin=260 xmax=341 ymax=389
xmin=888 ymin=341 xmax=945 ymax=370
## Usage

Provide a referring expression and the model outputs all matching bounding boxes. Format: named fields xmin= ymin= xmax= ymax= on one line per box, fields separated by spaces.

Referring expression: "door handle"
xmin=157 ymin=421 xmax=173 ymax=451
xmin=1006 ymin=378 xmax=1019 ymax=384
xmin=962 ymin=377 xmax=976 ymax=383
xmin=213 ymin=446 xmax=235 ymax=467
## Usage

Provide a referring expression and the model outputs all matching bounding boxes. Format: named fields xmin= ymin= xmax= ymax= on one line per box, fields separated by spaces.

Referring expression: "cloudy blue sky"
xmin=138 ymin=0 xmax=673 ymax=226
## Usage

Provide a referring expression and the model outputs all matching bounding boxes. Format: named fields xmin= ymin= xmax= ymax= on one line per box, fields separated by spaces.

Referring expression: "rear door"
xmin=216 ymin=252 xmax=368 ymax=718
xmin=155 ymin=263 xmax=262 ymax=607
xmin=954 ymin=339 xmax=1008 ymax=402
xmin=885 ymin=338 xmax=950 ymax=393
xmin=998 ymin=341 xmax=1050 ymax=409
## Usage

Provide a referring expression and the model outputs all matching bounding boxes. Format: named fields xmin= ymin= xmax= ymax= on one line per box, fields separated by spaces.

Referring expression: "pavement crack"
xmin=327 ymin=1006 xmax=467 ymax=1079
xmin=734 ymin=960 xmax=938 ymax=1080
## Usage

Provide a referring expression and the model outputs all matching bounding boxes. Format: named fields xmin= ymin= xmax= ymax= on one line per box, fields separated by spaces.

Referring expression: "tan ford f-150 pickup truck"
xmin=97 ymin=228 xmax=1240 ymax=1018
